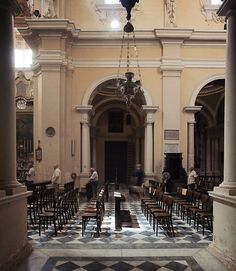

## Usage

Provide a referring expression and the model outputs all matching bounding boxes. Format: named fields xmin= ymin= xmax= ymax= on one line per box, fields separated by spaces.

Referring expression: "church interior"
xmin=0 ymin=0 xmax=236 ymax=270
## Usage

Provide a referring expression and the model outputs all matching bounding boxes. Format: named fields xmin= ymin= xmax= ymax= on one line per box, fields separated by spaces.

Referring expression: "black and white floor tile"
xmin=22 ymin=190 xmax=218 ymax=270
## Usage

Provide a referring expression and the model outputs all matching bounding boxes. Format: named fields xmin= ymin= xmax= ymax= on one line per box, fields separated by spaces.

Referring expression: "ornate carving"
xmin=43 ymin=0 xmax=57 ymax=18
xmin=199 ymin=0 xmax=224 ymax=24
xmin=164 ymin=0 xmax=176 ymax=27
xmin=16 ymin=0 xmax=31 ymax=17
xmin=15 ymin=71 xmax=34 ymax=99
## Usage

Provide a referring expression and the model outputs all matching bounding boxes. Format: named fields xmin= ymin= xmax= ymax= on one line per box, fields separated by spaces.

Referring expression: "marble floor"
xmin=15 ymin=190 xmax=228 ymax=271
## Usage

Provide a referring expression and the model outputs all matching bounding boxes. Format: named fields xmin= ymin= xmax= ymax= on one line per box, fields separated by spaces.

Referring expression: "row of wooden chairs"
xmin=81 ymin=188 xmax=105 ymax=237
xmin=142 ymin=186 xmax=213 ymax=236
xmin=141 ymin=189 xmax=175 ymax=237
xmin=173 ymin=189 xmax=213 ymax=235
xmin=38 ymin=188 xmax=79 ymax=236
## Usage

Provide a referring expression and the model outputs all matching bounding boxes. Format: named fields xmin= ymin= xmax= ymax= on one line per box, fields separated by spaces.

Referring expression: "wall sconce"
xmin=71 ymin=139 xmax=75 ymax=156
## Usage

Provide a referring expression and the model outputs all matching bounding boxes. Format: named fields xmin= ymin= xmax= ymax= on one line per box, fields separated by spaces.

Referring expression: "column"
xmin=208 ymin=2 xmax=236 ymax=270
xmin=220 ymin=10 xmax=236 ymax=194
xmin=184 ymin=106 xmax=202 ymax=171
xmin=81 ymin=111 xmax=91 ymax=174
xmin=76 ymin=106 xmax=93 ymax=190
xmin=188 ymin=121 xmax=195 ymax=169
xmin=142 ymin=106 xmax=158 ymax=177
xmin=0 ymin=3 xmax=32 ymax=271
xmin=0 ymin=2 xmax=22 ymax=194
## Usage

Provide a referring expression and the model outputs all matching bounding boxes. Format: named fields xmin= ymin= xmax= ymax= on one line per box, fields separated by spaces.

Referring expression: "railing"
xmin=197 ymin=175 xmax=223 ymax=191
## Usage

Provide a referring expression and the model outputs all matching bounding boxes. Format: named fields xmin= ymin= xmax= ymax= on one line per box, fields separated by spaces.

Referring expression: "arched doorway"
xmin=194 ymin=79 xmax=224 ymax=176
xmin=89 ymin=78 xmax=146 ymax=184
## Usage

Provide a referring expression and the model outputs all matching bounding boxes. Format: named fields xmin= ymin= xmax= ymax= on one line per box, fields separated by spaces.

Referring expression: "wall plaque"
xmin=164 ymin=143 xmax=179 ymax=153
xmin=164 ymin=129 xmax=179 ymax=140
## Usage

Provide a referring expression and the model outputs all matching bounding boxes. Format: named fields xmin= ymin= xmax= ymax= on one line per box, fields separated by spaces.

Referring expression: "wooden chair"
xmin=38 ymin=196 xmax=63 ymax=236
xmin=153 ymin=196 xmax=175 ymax=237
xmin=196 ymin=196 xmax=213 ymax=235
xmin=81 ymin=196 xmax=104 ymax=237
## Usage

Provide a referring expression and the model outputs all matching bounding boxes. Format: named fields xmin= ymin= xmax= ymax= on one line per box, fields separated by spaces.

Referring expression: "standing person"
xmin=134 ymin=164 xmax=144 ymax=186
xmin=26 ymin=162 xmax=35 ymax=183
xmin=51 ymin=164 xmax=61 ymax=197
xmin=89 ymin=168 xmax=98 ymax=198
xmin=187 ymin=167 xmax=198 ymax=190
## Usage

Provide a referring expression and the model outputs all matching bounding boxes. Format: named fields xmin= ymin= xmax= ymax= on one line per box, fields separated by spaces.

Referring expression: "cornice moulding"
xmin=184 ymin=106 xmax=202 ymax=113
xmin=189 ymin=31 xmax=226 ymax=41
xmin=23 ymin=19 xmax=79 ymax=37
xmin=73 ymin=59 xmax=161 ymax=68
xmin=155 ymin=28 xmax=194 ymax=39
xmin=183 ymin=59 xmax=225 ymax=68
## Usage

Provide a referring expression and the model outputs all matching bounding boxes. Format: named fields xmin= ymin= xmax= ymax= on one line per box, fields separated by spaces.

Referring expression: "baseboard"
xmin=208 ymin=243 xmax=236 ymax=271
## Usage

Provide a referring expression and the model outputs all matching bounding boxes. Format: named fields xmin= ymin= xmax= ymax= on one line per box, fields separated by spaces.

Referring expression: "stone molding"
xmin=0 ymin=190 xmax=32 ymax=206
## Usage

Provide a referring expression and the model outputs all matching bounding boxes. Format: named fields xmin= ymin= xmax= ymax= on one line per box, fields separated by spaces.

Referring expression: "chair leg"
xmin=39 ymin=218 xmax=41 ymax=236
xmin=155 ymin=219 xmax=159 ymax=236
xmin=53 ymin=217 xmax=57 ymax=236
xmin=202 ymin=217 xmax=205 ymax=235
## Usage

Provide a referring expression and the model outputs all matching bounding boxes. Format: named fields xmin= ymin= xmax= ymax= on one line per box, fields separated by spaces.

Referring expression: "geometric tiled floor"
xmin=16 ymin=187 xmax=227 ymax=271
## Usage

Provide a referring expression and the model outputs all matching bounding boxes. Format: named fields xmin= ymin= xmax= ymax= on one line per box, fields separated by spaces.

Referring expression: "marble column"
xmin=76 ymin=106 xmax=93 ymax=190
xmin=142 ymin=106 xmax=158 ymax=178
xmin=188 ymin=121 xmax=195 ymax=169
xmin=0 ymin=2 xmax=22 ymax=194
xmin=0 ymin=3 xmax=32 ymax=271
xmin=208 ymin=2 xmax=236 ymax=270
xmin=220 ymin=12 xmax=236 ymax=194
xmin=184 ymin=106 xmax=202 ymax=171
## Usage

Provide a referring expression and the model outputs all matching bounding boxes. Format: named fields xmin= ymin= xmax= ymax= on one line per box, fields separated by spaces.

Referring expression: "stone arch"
xmin=81 ymin=74 xmax=153 ymax=106
xmin=189 ymin=74 xmax=225 ymax=106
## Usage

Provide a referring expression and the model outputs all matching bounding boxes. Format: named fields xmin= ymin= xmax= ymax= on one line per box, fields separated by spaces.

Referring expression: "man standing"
xmin=89 ymin=168 xmax=98 ymax=198
xmin=26 ymin=162 xmax=35 ymax=183
xmin=51 ymin=164 xmax=61 ymax=197
xmin=134 ymin=164 xmax=144 ymax=186
xmin=187 ymin=167 xmax=198 ymax=190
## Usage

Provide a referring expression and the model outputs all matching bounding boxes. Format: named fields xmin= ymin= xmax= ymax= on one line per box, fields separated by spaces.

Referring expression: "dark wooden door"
xmin=105 ymin=141 xmax=127 ymax=183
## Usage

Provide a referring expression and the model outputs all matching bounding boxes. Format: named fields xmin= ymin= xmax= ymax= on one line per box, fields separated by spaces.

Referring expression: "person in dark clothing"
xmin=134 ymin=164 xmax=144 ymax=186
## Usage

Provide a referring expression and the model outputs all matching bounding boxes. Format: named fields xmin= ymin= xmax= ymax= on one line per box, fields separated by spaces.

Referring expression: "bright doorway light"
xmin=105 ymin=0 xmax=119 ymax=4
xmin=111 ymin=19 xmax=120 ymax=29
xmin=210 ymin=0 xmax=221 ymax=5
xmin=15 ymin=49 xmax=32 ymax=68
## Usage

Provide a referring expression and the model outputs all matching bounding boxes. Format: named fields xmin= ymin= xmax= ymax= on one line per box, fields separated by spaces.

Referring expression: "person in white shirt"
xmin=187 ymin=167 xmax=198 ymax=190
xmin=51 ymin=164 xmax=61 ymax=197
xmin=89 ymin=168 xmax=98 ymax=198
xmin=26 ymin=163 xmax=36 ymax=183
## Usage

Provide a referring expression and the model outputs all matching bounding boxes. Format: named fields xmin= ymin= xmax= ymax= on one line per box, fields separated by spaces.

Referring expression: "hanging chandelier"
xmin=116 ymin=0 xmax=143 ymax=108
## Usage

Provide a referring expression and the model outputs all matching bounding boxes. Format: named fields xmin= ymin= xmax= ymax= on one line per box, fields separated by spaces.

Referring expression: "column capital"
xmin=184 ymin=105 xmax=202 ymax=122
xmin=0 ymin=0 xmax=21 ymax=16
xmin=142 ymin=105 xmax=159 ymax=113
xmin=75 ymin=105 xmax=93 ymax=114
xmin=142 ymin=105 xmax=159 ymax=124
xmin=75 ymin=105 xmax=93 ymax=124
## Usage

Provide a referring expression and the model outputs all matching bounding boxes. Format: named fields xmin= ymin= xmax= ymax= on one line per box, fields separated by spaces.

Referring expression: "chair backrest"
xmin=166 ymin=196 xmax=174 ymax=214
xmin=207 ymin=196 xmax=213 ymax=213
xmin=200 ymin=193 xmax=209 ymax=210
xmin=192 ymin=191 xmax=201 ymax=205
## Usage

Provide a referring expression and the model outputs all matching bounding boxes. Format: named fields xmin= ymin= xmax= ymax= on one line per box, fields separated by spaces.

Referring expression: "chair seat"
xmin=39 ymin=211 xmax=54 ymax=217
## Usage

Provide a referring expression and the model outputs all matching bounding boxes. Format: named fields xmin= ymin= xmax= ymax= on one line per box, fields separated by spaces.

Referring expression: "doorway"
xmin=105 ymin=141 xmax=127 ymax=183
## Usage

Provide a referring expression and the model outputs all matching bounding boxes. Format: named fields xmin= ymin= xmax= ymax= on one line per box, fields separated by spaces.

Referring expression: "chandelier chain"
xmin=117 ymin=31 xmax=125 ymax=77
xmin=133 ymin=31 xmax=142 ymax=85
xmin=127 ymin=33 xmax=130 ymax=72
